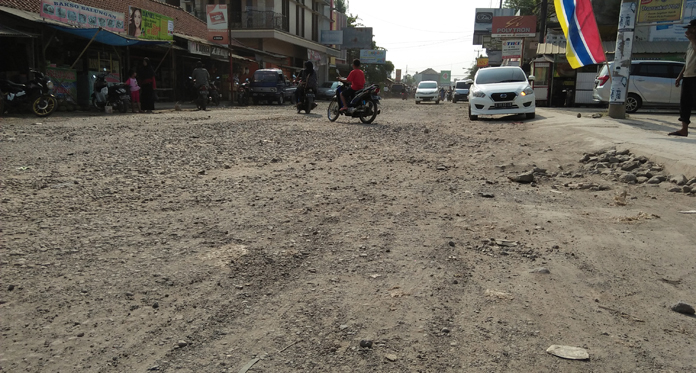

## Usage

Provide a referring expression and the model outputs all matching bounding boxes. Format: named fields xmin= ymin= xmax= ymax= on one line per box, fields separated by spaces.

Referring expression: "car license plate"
xmin=495 ymin=103 xmax=512 ymax=108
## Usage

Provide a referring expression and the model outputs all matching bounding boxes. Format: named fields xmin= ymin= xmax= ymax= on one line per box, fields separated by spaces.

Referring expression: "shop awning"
xmin=50 ymin=25 xmax=169 ymax=47
xmin=0 ymin=24 xmax=38 ymax=38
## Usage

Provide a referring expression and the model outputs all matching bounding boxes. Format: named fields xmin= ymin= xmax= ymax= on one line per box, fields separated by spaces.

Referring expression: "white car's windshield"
xmin=476 ymin=69 xmax=527 ymax=84
xmin=419 ymin=82 xmax=437 ymax=89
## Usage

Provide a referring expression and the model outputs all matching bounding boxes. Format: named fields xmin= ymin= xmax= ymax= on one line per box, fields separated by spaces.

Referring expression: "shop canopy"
xmin=50 ymin=25 xmax=170 ymax=47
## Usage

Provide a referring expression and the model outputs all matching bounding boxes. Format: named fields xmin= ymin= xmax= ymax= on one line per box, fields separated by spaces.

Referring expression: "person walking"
xmin=138 ymin=57 xmax=156 ymax=114
xmin=672 ymin=19 xmax=696 ymax=137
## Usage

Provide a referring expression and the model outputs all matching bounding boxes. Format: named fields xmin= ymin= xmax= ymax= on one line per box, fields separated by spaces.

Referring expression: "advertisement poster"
xmin=359 ymin=50 xmax=386 ymax=64
xmin=395 ymin=69 xmax=402 ymax=82
xmin=477 ymin=57 xmax=490 ymax=67
xmin=502 ymin=39 xmax=524 ymax=59
xmin=492 ymin=16 xmax=537 ymax=37
xmin=206 ymin=4 xmax=228 ymax=44
xmin=638 ymin=0 xmax=684 ymax=23
xmin=440 ymin=70 xmax=451 ymax=85
xmin=650 ymin=0 xmax=696 ymax=40
xmin=45 ymin=67 xmax=77 ymax=99
xmin=40 ymin=0 xmax=125 ymax=33
xmin=320 ymin=30 xmax=344 ymax=45
xmin=128 ymin=6 xmax=173 ymax=40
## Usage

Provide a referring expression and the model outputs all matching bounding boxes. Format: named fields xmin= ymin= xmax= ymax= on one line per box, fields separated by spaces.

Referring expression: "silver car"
xmin=593 ymin=60 xmax=684 ymax=113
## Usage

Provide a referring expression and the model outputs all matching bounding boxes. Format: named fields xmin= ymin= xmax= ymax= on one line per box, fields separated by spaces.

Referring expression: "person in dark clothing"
xmin=138 ymin=57 xmax=156 ymax=113
xmin=295 ymin=61 xmax=318 ymax=105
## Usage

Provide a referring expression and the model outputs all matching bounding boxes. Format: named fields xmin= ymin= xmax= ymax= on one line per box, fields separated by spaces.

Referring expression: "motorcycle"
xmin=295 ymin=81 xmax=317 ymax=114
xmin=327 ymin=70 xmax=381 ymax=124
xmin=401 ymin=90 xmax=408 ymax=100
xmin=91 ymin=70 xmax=130 ymax=113
xmin=208 ymin=76 xmax=221 ymax=106
xmin=0 ymin=69 xmax=57 ymax=117
xmin=237 ymin=78 xmax=250 ymax=106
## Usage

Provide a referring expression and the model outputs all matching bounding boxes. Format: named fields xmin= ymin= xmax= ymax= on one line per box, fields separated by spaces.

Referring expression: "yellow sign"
xmin=477 ymin=57 xmax=489 ymax=67
xmin=638 ymin=0 xmax=684 ymax=23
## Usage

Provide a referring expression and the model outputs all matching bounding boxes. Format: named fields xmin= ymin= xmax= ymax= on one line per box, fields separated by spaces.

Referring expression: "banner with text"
xmin=128 ymin=6 xmax=173 ymax=40
xmin=320 ymin=30 xmax=344 ymax=45
xmin=492 ymin=16 xmax=537 ymax=37
xmin=477 ymin=57 xmax=490 ymax=67
xmin=502 ymin=39 xmax=524 ymax=59
xmin=41 ymin=1 xmax=125 ymax=33
xmin=639 ymin=0 xmax=684 ymax=23
xmin=206 ymin=4 xmax=228 ymax=44
xmin=359 ymin=50 xmax=386 ymax=64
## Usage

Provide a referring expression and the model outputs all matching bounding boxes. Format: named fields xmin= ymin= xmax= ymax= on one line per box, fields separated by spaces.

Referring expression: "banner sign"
xmin=308 ymin=50 xmax=322 ymax=62
xmin=395 ymin=69 xmax=402 ymax=82
xmin=359 ymin=49 xmax=386 ymax=64
xmin=320 ymin=30 xmax=344 ymax=45
xmin=211 ymin=46 xmax=228 ymax=59
xmin=45 ymin=67 xmax=77 ymax=99
xmin=128 ymin=6 xmax=173 ymax=40
xmin=206 ymin=4 xmax=228 ymax=44
xmin=502 ymin=39 xmax=524 ymax=59
xmin=440 ymin=70 xmax=451 ymax=85
xmin=482 ymin=36 xmax=503 ymax=50
xmin=492 ymin=16 xmax=537 ymax=37
xmin=188 ymin=41 xmax=211 ymax=56
xmin=638 ymin=0 xmax=684 ymax=23
xmin=477 ymin=57 xmax=490 ymax=67
xmin=342 ymin=27 xmax=373 ymax=49
xmin=41 ymin=1 xmax=125 ymax=33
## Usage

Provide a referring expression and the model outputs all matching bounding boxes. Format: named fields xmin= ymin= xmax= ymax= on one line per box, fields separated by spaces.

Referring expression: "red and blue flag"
xmin=554 ymin=0 xmax=606 ymax=69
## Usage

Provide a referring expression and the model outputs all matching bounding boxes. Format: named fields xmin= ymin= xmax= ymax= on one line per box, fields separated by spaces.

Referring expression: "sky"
xmin=345 ymin=0 xmax=503 ymax=79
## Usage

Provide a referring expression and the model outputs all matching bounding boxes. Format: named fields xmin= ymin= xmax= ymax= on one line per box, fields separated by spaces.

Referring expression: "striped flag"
xmin=554 ymin=0 xmax=606 ymax=69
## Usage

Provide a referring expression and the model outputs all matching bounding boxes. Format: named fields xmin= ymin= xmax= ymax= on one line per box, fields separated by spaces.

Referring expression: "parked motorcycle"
xmin=208 ymin=76 xmax=221 ymax=106
xmin=0 ymin=69 xmax=57 ymax=117
xmin=327 ymin=70 xmax=381 ymax=124
xmin=91 ymin=70 xmax=130 ymax=113
xmin=237 ymin=78 xmax=250 ymax=106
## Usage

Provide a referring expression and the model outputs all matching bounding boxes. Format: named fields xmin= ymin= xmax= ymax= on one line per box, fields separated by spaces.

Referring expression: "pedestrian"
xmin=138 ymin=57 xmax=156 ymax=114
xmin=125 ymin=70 xmax=142 ymax=113
xmin=672 ymin=19 xmax=696 ymax=137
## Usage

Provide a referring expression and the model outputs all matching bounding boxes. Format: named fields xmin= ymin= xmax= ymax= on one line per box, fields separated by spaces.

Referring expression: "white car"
xmin=468 ymin=66 xmax=535 ymax=120
xmin=415 ymin=81 xmax=440 ymax=104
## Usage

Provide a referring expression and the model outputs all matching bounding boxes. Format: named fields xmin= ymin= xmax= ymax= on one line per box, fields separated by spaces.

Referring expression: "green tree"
xmin=334 ymin=0 xmax=347 ymax=13
xmin=465 ymin=61 xmax=479 ymax=80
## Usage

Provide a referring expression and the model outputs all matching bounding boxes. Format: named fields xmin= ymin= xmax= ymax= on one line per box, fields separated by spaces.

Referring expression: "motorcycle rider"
xmin=338 ymin=59 xmax=365 ymax=112
xmin=295 ymin=61 xmax=318 ymax=106
xmin=191 ymin=61 xmax=210 ymax=110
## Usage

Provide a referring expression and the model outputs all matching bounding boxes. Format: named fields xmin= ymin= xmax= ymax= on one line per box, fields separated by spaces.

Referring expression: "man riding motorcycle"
xmin=295 ymin=61 xmax=318 ymax=106
xmin=192 ymin=61 xmax=210 ymax=90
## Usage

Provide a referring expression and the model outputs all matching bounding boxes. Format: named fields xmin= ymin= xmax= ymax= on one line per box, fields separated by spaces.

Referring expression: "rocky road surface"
xmin=1 ymin=100 xmax=695 ymax=372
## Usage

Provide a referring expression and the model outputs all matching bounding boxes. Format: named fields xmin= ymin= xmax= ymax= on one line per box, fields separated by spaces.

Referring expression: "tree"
xmin=334 ymin=0 xmax=347 ymax=14
xmin=465 ymin=61 xmax=480 ymax=80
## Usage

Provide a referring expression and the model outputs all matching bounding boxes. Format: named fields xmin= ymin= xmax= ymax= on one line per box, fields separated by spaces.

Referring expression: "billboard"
xmin=639 ymin=0 xmax=684 ymax=23
xmin=360 ymin=50 xmax=386 ymax=64
xmin=207 ymin=5 xmax=228 ymax=44
xmin=477 ymin=57 xmax=490 ymax=68
xmin=40 ymin=0 xmax=125 ymax=33
xmin=320 ymin=30 xmax=344 ymax=45
xmin=649 ymin=0 xmax=696 ymax=40
xmin=395 ymin=69 xmax=402 ymax=82
xmin=474 ymin=8 xmax=517 ymax=32
xmin=342 ymin=27 xmax=373 ymax=49
xmin=492 ymin=16 xmax=537 ymax=37
xmin=128 ymin=6 xmax=173 ymax=40
xmin=440 ymin=70 xmax=451 ymax=85
xmin=502 ymin=39 xmax=524 ymax=59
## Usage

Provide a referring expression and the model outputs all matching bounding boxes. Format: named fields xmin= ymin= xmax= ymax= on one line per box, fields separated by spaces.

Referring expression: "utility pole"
xmin=539 ymin=0 xmax=547 ymax=44
xmin=608 ymin=0 xmax=638 ymax=119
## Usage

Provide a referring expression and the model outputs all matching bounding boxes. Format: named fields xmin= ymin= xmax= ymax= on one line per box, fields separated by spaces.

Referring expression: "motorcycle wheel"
xmin=32 ymin=95 xmax=56 ymax=117
xmin=120 ymin=99 xmax=130 ymax=113
xmin=359 ymin=99 xmax=378 ymax=124
xmin=327 ymin=99 xmax=340 ymax=122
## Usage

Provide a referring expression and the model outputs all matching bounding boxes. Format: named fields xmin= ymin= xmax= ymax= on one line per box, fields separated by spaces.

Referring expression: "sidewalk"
xmin=536 ymin=107 xmax=696 ymax=177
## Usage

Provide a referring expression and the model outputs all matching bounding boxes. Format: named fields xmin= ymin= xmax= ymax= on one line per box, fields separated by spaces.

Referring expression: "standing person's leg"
xmin=674 ymin=77 xmax=693 ymax=136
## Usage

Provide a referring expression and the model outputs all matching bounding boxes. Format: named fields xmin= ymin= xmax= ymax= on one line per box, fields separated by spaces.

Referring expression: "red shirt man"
xmin=339 ymin=59 xmax=365 ymax=110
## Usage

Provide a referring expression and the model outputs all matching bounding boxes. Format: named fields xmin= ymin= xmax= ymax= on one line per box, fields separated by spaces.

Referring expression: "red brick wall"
xmin=0 ymin=0 xmax=207 ymax=38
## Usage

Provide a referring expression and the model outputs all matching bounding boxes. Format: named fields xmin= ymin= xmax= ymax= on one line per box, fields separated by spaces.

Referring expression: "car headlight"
xmin=520 ymin=86 xmax=534 ymax=96
xmin=471 ymin=89 xmax=486 ymax=98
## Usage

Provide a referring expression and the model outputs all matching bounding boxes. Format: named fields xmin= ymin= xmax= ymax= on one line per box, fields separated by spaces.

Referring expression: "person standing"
xmin=125 ymin=70 xmax=142 ymax=113
xmin=138 ymin=57 xmax=156 ymax=114
xmin=672 ymin=19 xmax=696 ymax=137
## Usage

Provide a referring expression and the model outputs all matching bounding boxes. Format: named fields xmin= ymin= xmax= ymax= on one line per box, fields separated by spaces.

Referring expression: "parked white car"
xmin=468 ymin=66 xmax=535 ymax=120
xmin=593 ymin=60 xmax=684 ymax=113
xmin=415 ymin=81 xmax=440 ymax=104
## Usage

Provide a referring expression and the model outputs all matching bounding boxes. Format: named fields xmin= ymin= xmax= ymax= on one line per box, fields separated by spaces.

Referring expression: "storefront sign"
xmin=45 ymin=67 xmax=77 ymax=99
xmin=649 ymin=0 xmax=696 ymax=40
xmin=482 ymin=36 xmax=503 ymax=50
xmin=502 ymin=39 xmax=524 ymax=59
xmin=473 ymin=8 xmax=516 ymax=44
xmin=128 ymin=6 xmax=173 ymax=40
xmin=359 ymin=50 xmax=386 ymax=64
xmin=477 ymin=57 xmax=490 ymax=67
xmin=638 ymin=0 xmax=684 ymax=23
xmin=320 ymin=30 xmax=344 ymax=45
xmin=188 ymin=41 xmax=211 ymax=56
xmin=211 ymin=47 xmax=228 ymax=59
xmin=206 ymin=4 xmax=229 ymax=44
xmin=492 ymin=16 xmax=537 ymax=37
xmin=40 ymin=1 xmax=125 ymax=33
xmin=308 ymin=50 xmax=323 ymax=62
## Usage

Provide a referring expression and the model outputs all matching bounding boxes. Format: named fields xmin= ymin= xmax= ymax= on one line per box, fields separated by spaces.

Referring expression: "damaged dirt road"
xmin=1 ymin=100 xmax=695 ymax=372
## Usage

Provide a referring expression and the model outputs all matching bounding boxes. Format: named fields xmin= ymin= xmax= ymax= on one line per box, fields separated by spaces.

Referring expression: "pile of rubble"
xmin=580 ymin=148 xmax=695 ymax=194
